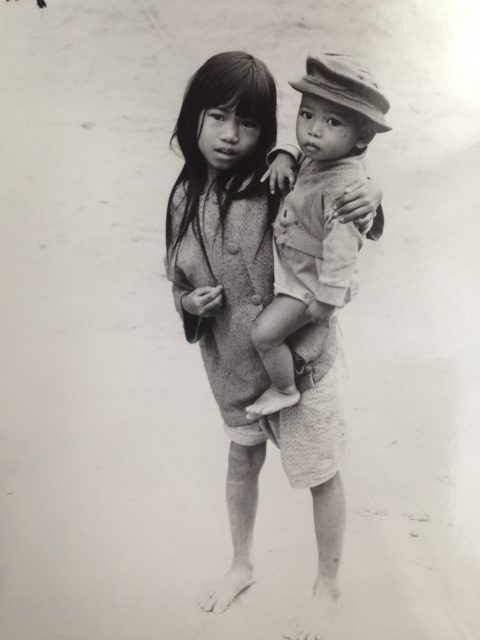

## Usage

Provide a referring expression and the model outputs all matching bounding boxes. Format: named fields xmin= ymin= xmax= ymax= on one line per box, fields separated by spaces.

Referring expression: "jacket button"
xmin=250 ymin=294 xmax=262 ymax=305
xmin=226 ymin=242 xmax=239 ymax=254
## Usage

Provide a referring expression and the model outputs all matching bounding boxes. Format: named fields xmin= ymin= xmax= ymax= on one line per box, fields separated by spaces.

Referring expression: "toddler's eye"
xmin=299 ymin=110 xmax=312 ymax=120
xmin=327 ymin=117 xmax=342 ymax=127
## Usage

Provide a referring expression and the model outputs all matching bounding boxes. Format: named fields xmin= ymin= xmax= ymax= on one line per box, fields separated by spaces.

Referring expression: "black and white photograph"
xmin=1 ymin=1 xmax=479 ymax=639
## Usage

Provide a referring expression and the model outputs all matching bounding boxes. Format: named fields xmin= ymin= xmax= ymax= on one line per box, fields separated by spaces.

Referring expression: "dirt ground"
xmin=1 ymin=1 xmax=479 ymax=639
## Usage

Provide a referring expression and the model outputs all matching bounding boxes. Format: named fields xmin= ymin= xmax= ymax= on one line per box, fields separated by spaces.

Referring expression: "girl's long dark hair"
xmin=165 ymin=51 xmax=279 ymax=273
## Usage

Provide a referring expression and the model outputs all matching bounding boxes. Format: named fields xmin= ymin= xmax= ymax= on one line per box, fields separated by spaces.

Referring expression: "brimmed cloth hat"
xmin=289 ymin=53 xmax=391 ymax=133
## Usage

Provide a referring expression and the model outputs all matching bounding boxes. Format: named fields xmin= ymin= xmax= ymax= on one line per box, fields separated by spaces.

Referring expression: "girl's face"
xmin=197 ymin=105 xmax=261 ymax=183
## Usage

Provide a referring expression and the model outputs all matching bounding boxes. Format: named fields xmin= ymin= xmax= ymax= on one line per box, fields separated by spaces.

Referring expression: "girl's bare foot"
xmin=282 ymin=584 xmax=339 ymax=640
xmin=246 ymin=386 xmax=300 ymax=419
xmin=197 ymin=564 xmax=255 ymax=613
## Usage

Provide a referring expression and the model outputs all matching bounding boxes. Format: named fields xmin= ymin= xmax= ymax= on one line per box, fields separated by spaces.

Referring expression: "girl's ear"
xmin=355 ymin=123 xmax=376 ymax=150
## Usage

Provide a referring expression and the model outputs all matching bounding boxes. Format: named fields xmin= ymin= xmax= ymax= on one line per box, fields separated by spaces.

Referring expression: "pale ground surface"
xmin=1 ymin=1 xmax=480 ymax=639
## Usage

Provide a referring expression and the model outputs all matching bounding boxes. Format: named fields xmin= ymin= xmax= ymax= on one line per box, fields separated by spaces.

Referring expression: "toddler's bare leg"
xmin=283 ymin=473 xmax=346 ymax=640
xmin=198 ymin=442 xmax=266 ymax=613
xmin=246 ymin=295 xmax=310 ymax=417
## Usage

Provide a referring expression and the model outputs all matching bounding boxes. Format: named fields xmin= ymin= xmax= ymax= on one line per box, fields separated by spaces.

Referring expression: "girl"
xmin=165 ymin=51 xmax=382 ymax=640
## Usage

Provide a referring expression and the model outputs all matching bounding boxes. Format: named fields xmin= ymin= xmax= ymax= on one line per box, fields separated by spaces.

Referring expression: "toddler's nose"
xmin=310 ymin=122 xmax=323 ymax=138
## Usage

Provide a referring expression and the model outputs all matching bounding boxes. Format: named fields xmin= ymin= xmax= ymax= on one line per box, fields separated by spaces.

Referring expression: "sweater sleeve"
xmin=314 ymin=191 xmax=363 ymax=307
xmin=172 ymin=282 xmax=208 ymax=344
xmin=165 ymin=254 xmax=208 ymax=345
xmin=367 ymin=204 xmax=384 ymax=241
xmin=266 ymin=144 xmax=303 ymax=165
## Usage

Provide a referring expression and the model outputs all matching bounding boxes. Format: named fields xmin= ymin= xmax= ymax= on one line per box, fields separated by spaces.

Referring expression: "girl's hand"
xmin=261 ymin=152 xmax=298 ymax=194
xmin=333 ymin=180 xmax=383 ymax=235
xmin=181 ymin=285 xmax=223 ymax=317
xmin=306 ymin=300 xmax=335 ymax=324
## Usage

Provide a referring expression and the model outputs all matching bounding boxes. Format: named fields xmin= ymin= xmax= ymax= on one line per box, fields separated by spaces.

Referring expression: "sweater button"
xmin=226 ymin=242 xmax=239 ymax=254
xmin=250 ymin=294 xmax=262 ymax=305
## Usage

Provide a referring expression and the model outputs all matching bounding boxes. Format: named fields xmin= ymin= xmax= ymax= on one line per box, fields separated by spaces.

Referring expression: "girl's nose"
xmin=221 ymin=121 xmax=239 ymax=143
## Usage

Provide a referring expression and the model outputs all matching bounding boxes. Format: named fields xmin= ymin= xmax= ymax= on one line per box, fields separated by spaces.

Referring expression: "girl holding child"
xmin=165 ymin=51 xmax=387 ymax=639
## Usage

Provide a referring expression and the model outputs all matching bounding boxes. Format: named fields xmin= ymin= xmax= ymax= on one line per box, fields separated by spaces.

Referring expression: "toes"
xmin=245 ymin=406 xmax=260 ymax=418
xmin=212 ymin=598 xmax=229 ymax=614
xmin=197 ymin=590 xmax=216 ymax=612
xmin=282 ymin=621 xmax=298 ymax=639
xmin=282 ymin=619 xmax=314 ymax=640
xmin=199 ymin=598 xmax=214 ymax=612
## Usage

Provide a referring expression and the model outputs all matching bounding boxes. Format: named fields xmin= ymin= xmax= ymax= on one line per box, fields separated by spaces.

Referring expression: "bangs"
xmin=203 ymin=53 xmax=276 ymax=127
xmin=228 ymin=83 xmax=273 ymax=126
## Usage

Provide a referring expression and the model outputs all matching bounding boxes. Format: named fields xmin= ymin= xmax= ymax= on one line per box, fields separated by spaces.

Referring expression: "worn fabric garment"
xmin=224 ymin=330 xmax=349 ymax=488
xmin=273 ymin=153 xmax=365 ymax=307
xmin=268 ymin=144 xmax=384 ymax=241
xmin=166 ymin=183 xmax=342 ymax=426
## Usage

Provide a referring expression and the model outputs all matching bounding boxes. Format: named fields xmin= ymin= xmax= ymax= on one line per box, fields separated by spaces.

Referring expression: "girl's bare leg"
xmin=198 ymin=442 xmax=266 ymax=613
xmin=283 ymin=472 xmax=346 ymax=640
xmin=246 ymin=295 xmax=310 ymax=417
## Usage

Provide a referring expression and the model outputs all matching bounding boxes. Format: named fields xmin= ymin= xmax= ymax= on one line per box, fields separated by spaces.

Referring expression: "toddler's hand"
xmin=333 ymin=180 xmax=382 ymax=234
xmin=181 ymin=285 xmax=223 ymax=317
xmin=261 ymin=152 xmax=298 ymax=194
xmin=306 ymin=300 xmax=335 ymax=324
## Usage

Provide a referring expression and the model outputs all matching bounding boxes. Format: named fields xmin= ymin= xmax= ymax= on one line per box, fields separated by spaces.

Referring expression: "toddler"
xmin=247 ymin=53 xmax=391 ymax=418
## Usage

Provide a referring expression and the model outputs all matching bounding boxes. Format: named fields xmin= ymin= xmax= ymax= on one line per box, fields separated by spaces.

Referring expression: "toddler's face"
xmin=197 ymin=105 xmax=261 ymax=181
xmin=296 ymin=94 xmax=365 ymax=162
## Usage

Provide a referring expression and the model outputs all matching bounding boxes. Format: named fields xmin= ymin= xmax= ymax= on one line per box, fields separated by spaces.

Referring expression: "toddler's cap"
xmin=289 ymin=53 xmax=391 ymax=132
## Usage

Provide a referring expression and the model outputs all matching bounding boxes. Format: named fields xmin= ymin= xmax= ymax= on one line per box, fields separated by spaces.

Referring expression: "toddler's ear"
xmin=355 ymin=123 xmax=376 ymax=150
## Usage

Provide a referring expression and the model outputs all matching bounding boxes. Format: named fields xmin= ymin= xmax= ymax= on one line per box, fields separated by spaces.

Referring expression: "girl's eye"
xmin=327 ymin=117 xmax=342 ymax=127
xmin=241 ymin=119 xmax=259 ymax=129
xmin=209 ymin=111 xmax=224 ymax=121
xmin=300 ymin=110 xmax=312 ymax=120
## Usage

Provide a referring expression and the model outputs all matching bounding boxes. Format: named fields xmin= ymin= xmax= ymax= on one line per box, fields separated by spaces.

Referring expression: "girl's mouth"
xmin=215 ymin=147 xmax=236 ymax=156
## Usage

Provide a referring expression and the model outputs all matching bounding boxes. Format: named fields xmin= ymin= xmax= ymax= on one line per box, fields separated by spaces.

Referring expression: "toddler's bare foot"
xmin=246 ymin=386 xmax=300 ymax=418
xmin=197 ymin=564 xmax=255 ymax=614
xmin=282 ymin=584 xmax=339 ymax=640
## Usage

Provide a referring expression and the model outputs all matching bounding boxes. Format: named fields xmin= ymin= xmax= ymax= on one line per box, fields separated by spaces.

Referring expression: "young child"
xmin=166 ymin=51 xmax=383 ymax=640
xmin=246 ymin=53 xmax=391 ymax=419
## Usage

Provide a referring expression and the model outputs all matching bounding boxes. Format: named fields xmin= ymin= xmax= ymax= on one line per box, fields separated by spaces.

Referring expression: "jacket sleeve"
xmin=314 ymin=192 xmax=363 ymax=307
